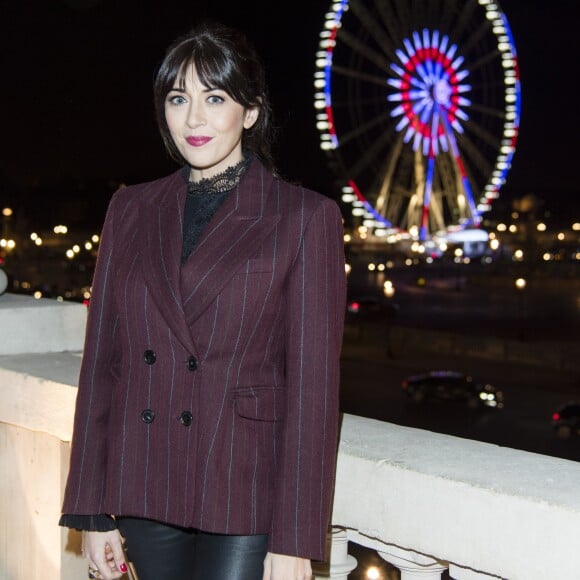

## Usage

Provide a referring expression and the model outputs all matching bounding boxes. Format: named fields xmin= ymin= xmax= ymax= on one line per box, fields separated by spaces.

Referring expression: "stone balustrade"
xmin=1 ymin=294 xmax=580 ymax=580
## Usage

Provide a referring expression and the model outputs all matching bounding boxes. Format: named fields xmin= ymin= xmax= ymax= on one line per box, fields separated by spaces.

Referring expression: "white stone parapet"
xmin=0 ymin=293 xmax=86 ymax=355
xmin=2 ymin=294 xmax=580 ymax=579
xmin=331 ymin=414 xmax=580 ymax=580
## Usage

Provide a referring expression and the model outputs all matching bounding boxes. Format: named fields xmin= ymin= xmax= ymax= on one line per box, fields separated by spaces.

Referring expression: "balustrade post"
xmin=319 ymin=527 xmax=357 ymax=580
xmin=379 ymin=545 xmax=447 ymax=579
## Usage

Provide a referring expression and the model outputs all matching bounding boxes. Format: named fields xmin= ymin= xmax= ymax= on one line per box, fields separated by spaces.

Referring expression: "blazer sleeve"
xmin=268 ymin=196 xmax=346 ymax=561
xmin=61 ymin=191 xmax=122 ymax=516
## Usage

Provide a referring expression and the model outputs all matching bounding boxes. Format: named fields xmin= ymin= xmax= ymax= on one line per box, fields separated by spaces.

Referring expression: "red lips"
xmin=186 ymin=136 xmax=212 ymax=147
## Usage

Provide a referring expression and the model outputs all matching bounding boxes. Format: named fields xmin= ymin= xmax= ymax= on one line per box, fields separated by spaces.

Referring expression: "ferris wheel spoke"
xmin=448 ymin=0 xmax=478 ymax=46
xmin=468 ymin=49 xmax=504 ymax=75
xmin=338 ymin=110 xmax=395 ymax=149
xmin=469 ymin=101 xmax=505 ymax=119
xmin=347 ymin=1 xmax=398 ymax=62
xmin=375 ymin=132 xmax=405 ymax=215
xmin=427 ymin=190 xmax=446 ymax=234
xmin=457 ymin=133 xmax=494 ymax=183
xmin=348 ymin=126 xmax=395 ymax=182
xmin=460 ymin=19 xmax=494 ymax=56
xmin=331 ymin=63 xmax=390 ymax=89
xmin=375 ymin=0 xmax=407 ymax=52
xmin=464 ymin=117 xmax=501 ymax=150
xmin=336 ymin=28 xmax=392 ymax=73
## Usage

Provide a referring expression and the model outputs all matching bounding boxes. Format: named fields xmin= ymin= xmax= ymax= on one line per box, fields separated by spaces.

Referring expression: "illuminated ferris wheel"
xmin=314 ymin=0 xmax=521 ymax=241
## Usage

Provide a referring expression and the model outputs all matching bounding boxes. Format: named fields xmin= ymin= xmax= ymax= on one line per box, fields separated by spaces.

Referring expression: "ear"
xmin=243 ymin=105 xmax=260 ymax=130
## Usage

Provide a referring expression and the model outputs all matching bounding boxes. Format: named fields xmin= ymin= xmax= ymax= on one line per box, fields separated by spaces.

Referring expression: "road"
xmin=340 ymin=323 xmax=580 ymax=462
xmin=346 ymin=260 xmax=580 ymax=342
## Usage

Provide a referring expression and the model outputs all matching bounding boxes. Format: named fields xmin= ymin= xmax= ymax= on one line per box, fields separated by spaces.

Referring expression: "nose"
xmin=186 ymin=99 xmax=206 ymax=128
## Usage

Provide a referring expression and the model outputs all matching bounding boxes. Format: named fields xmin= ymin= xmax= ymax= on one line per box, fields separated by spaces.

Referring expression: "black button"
xmin=141 ymin=409 xmax=155 ymax=424
xmin=144 ymin=350 xmax=156 ymax=365
xmin=179 ymin=411 xmax=193 ymax=426
xmin=187 ymin=356 xmax=198 ymax=371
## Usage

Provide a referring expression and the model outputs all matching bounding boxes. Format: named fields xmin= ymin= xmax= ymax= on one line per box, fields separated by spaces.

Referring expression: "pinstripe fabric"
xmin=61 ymin=160 xmax=346 ymax=561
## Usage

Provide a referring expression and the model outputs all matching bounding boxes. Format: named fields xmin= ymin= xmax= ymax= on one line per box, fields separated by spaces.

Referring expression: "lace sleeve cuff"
xmin=58 ymin=513 xmax=117 ymax=531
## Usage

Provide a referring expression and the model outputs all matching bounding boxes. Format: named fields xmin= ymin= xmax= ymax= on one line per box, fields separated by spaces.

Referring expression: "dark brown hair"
xmin=153 ymin=21 xmax=275 ymax=171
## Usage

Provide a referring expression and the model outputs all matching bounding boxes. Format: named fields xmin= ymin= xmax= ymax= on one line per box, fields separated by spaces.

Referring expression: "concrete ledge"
xmin=0 ymin=352 xmax=81 ymax=442
xmin=0 ymin=293 xmax=87 ymax=355
xmin=333 ymin=414 xmax=580 ymax=580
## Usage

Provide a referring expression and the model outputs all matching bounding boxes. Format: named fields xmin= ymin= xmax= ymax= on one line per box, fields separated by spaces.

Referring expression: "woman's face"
xmin=165 ymin=64 xmax=259 ymax=180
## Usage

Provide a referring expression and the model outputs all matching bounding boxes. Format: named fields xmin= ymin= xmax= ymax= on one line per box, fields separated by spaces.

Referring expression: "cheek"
xmin=164 ymin=108 xmax=181 ymax=138
xmin=220 ymin=115 xmax=246 ymax=139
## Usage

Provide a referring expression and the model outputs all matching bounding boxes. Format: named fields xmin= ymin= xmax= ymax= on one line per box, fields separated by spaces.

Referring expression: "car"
xmin=551 ymin=402 xmax=580 ymax=439
xmin=401 ymin=371 xmax=504 ymax=409
xmin=346 ymin=295 xmax=399 ymax=321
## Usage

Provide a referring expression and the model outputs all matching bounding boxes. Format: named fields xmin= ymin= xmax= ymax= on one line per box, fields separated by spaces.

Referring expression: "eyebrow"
xmin=167 ymin=86 xmax=220 ymax=93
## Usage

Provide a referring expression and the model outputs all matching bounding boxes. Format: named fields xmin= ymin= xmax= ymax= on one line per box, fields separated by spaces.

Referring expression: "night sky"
xmin=1 ymin=0 xmax=577 ymax=228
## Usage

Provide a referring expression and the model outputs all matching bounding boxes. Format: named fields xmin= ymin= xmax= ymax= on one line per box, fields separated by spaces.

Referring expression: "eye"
xmin=167 ymin=94 xmax=187 ymax=105
xmin=207 ymin=94 xmax=225 ymax=105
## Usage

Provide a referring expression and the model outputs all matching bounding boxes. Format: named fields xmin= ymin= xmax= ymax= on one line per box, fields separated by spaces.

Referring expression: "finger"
xmin=107 ymin=537 xmax=128 ymax=575
xmin=92 ymin=553 xmax=121 ymax=580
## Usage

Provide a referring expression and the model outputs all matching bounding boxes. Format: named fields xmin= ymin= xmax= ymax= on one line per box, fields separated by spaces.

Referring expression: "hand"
xmin=262 ymin=552 xmax=312 ymax=580
xmin=82 ymin=530 xmax=128 ymax=579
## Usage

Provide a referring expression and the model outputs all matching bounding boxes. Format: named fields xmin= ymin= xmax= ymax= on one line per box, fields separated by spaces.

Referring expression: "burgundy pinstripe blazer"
xmin=61 ymin=160 xmax=346 ymax=561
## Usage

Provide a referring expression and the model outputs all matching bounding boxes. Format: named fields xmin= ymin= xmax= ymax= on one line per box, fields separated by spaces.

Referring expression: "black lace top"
xmin=181 ymin=155 xmax=251 ymax=263
xmin=59 ymin=156 xmax=251 ymax=533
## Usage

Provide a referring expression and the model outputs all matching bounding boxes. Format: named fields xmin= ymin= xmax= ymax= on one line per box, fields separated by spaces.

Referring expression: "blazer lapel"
xmin=140 ymin=171 xmax=197 ymax=353
xmin=180 ymin=161 xmax=280 ymax=325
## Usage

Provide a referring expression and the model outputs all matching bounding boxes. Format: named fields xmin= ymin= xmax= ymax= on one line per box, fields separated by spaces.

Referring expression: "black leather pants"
xmin=117 ymin=517 xmax=268 ymax=580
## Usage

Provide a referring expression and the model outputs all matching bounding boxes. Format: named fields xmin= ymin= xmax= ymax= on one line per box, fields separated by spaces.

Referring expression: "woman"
xmin=60 ymin=20 xmax=346 ymax=580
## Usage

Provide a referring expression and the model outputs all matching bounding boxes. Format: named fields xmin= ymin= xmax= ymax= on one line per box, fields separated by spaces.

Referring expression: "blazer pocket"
xmin=234 ymin=387 xmax=285 ymax=422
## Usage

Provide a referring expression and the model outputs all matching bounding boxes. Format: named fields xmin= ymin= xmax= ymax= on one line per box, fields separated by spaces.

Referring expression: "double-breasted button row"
xmin=187 ymin=356 xmax=198 ymax=371
xmin=179 ymin=411 xmax=193 ymax=426
xmin=144 ymin=350 xmax=156 ymax=365
xmin=140 ymin=409 xmax=193 ymax=427
xmin=141 ymin=409 xmax=155 ymax=423
xmin=143 ymin=350 xmax=198 ymax=372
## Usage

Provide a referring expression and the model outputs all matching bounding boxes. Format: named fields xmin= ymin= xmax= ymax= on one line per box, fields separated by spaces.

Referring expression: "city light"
xmin=515 ymin=277 xmax=526 ymax=290
xmin=1 ymin=208 xmax=13 ymax=217
xmin=0 ymin=239 xmax=16 ymax=250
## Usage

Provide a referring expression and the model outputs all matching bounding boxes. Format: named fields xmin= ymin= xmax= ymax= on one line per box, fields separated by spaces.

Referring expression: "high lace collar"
xmin=187 ymin=155 xmax=251 ymax=195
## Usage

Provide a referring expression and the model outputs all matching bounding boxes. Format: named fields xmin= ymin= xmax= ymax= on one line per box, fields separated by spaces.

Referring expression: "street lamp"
xmin=514 ymin=277 xmax=527 ymax=340
xmin=383 ymin=280 xmax=395 ymax=298
xmin=1 ymin=207 xmax=13 ymax=239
